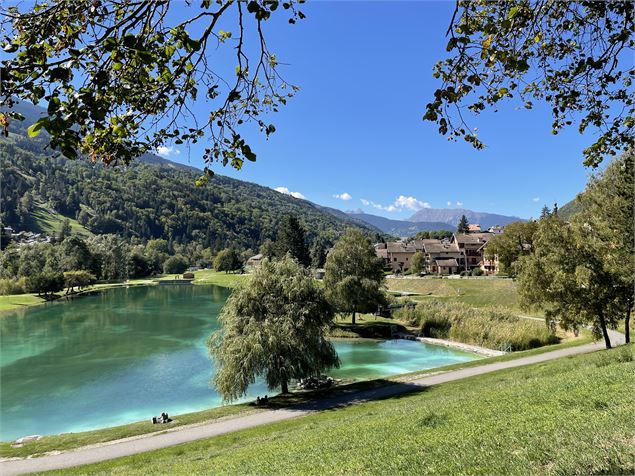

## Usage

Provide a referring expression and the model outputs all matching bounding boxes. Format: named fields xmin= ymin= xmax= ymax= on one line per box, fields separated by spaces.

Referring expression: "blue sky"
xmin=11 ymin=1 xmax=603 ymax=220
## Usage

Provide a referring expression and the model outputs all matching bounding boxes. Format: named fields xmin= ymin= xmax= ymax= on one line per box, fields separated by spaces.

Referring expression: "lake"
xmin=0 ymin=285 xmax=478 ymax=441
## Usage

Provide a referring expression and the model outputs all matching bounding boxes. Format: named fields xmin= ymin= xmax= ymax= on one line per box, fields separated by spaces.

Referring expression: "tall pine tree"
xmin=457 ymin=215 xmax=470 ymax=233
xmin=275 ymin=215 xmax=310 ymax=267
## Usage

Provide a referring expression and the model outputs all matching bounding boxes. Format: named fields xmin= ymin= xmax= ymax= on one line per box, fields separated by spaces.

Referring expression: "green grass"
xmin=329 ymin=314 xmax=412 ymax=339
xmin=0 ymin=293 xmax=47 ymax=312
xmin=0 ymin=405 xmax=259 ymax=459
xmin=48 ymin=345 xmax=635 ymax=475
xmin=26 ymin=203 xmax=92 ymax=237
xmin=154 ymin=269 xmax=247 ymax=288
xmin=386 ymin=276 xmax=529 ymax=312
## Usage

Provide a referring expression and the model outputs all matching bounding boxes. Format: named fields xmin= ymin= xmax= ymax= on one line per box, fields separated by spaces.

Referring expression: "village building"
xmin=245 ymin=253 xmax=263 ymax=268
xmin=413 ymin=239 xmax=463 ymax=275
xmin=451 ymin=232 xmax=494 ymax=271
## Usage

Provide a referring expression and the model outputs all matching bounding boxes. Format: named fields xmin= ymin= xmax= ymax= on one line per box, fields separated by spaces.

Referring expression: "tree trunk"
xmin=598 ymin=310 xmax=612 ymax=349
xmin=625 ymin=304 xmax=631 ymax=344
xmin=281 ymin=380 xmax=289 ymax=394
xmin=351 ymin=310 xmax=356 ymax=325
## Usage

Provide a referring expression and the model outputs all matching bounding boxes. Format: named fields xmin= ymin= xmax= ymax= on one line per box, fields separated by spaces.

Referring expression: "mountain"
xmin=558 ymin=196 xmax=584 ymax=220
xmin=343 ymin=211 xmax=453 ymax=237
xmin=0 ymin=104 xmax=381 ymax=251
xmin=408 ymin=208 xmax=522 ymax=229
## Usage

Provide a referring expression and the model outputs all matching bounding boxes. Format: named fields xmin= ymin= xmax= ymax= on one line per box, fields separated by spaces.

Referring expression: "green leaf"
xmin=27 ymin=119 xmax=46 ymax=137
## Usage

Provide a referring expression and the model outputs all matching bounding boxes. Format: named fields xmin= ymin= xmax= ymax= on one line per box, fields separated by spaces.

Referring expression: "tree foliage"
xmin=275 ymin=215 xmax=310 ymax=266
xmin=576 ymin=149 xmax=634 ymax=342
xmin=209 ymin=256 xmax=339 ymax=400
xmin=413 ymin=230 xmax=453 ymax=241
xmin=484 ymin=220 xmax=537 ymax=275
xmin=410 ymin=251 xmax=426 ymax=275
xmin=324 ymin=229 xmax=386 ymax=324
xmin=457 ymin=214 xmax=469 ymax=233
xmin=163 ymin=254 xmax=188 ymax=274
xmin=63 ymin=270 xmax=96 ymax=293
xmin=0 ymin=1 xmax=305 ymax=170
xmin=26 ymin=270 xmax=64 ymax=298
xmin=214 ymin=248 xmax=242 ymax=273
xmin=516 ymin=151 xmax=634 ymax=347
xmin=426 ymin=1 xmax=634 ymax=166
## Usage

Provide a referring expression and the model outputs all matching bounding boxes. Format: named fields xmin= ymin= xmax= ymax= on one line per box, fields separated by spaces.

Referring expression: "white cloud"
xmin=360 ymin=195 xmax=430 ymax=213
xmin=447 ymin=201 xmax=452 ymax=206
xmin=274 ymin=186 xmax=306 ymax=200
xmin=532 ymin=197 xmax=540 ymax=202
xmin=456 ymin=201 xmax=463 ymax=206
xmin=333 ymin=192 xmax=352 ymax=201
xmin=394 ymin=195 xmax=431 ymax=211
xmin=156 ymin=145 xmax=180 ymax=157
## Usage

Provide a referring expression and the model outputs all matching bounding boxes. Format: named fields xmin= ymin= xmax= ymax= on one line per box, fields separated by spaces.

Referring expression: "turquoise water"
xmin=0 ymin=285 xmax=477 ymax=441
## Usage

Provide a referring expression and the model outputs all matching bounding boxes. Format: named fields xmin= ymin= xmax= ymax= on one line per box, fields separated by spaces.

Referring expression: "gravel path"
xmin=2 ymin=330 xmax=625 ymax=475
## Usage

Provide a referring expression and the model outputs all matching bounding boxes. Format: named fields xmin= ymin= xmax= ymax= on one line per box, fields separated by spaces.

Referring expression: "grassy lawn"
xmin=386 ymin=276 xmax=528 ymax=312
xmin=0 ymin=293 xmax=47 ymax=312
xmin=26 ymin=203 xmax=92 ymax=238
xmin=49 ymin=345 xmax=634 ymax=475
xmin=330 ymin=313 xmax=413 ymax=339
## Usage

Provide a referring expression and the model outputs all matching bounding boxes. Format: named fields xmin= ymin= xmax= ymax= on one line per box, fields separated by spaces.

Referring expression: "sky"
xmin=7 ymin=1 xmax=608 ymax=220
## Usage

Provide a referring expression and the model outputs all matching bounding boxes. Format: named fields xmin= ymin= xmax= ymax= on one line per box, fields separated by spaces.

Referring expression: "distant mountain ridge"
xmin=343 ymin=211 xmax=453 ymax=237
xmin=338 ymin=207 xmax=523 ymax=237
xmin=408 ymin=208 xmax=523 ymax=229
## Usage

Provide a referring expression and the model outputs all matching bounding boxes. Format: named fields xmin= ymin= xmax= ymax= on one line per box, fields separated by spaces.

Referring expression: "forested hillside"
xmin=0 ymin=124 xmax=379 ymax=253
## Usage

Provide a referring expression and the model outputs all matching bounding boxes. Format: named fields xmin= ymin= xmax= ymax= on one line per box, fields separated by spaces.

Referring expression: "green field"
xmin=386 ymin=277 xmax=524 ymax=311
xmin=25 ymin=203 xmax=92 ymax=237
xmin=0 ymin=293 xmax=47 ymax=312
xmin=49 ymin=345 xmax=634 ymax=476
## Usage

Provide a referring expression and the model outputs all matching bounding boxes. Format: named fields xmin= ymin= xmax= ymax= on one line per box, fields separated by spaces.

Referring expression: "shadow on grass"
xmin=257 ymin=378 xmax=427 ymax=413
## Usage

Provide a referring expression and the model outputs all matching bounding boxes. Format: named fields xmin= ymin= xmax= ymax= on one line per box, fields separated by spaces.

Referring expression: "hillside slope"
xmin=0 ymin=120 xmax=380 ymax=252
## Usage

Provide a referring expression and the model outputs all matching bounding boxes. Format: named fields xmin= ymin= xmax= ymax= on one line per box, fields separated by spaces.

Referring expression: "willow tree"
xmin=209 ymin=255 xmax=338 ymax=400
xmin=426 ymin=1 xmax=634 ymax=167
xmin=0 ymin=1 xmax=304 ymax=176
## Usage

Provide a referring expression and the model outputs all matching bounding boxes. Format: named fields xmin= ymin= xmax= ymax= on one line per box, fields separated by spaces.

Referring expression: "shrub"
xmin=0 ymin=277 xmax=27 ymax=295
xmin=163 ymin=255 xmax=189 ymax=274
xmin=396 ymin=301 xmax=558 ymax=351
xmin=471 ymin=268 xmax=485 ymax=276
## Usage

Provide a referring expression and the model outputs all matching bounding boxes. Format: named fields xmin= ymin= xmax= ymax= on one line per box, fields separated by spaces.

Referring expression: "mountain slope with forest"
xmin=0 ymin=105 xmax=380 ymax=252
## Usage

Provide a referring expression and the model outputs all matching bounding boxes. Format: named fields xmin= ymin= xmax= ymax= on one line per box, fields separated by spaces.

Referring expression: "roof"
xmin=247 ymin=254 xmax=263 ymax=261
xmin=386 ymin=242 xmax=416 ymax=253
xmin=435 ymin=258 xmax=459 ymax=267
xmin=468 ymin=224 xmax=481 ymax=232
xmin=419 ymin=239 xmax=461 ymax=254
xmin=453 ymin=232 xmax=493 ymax=245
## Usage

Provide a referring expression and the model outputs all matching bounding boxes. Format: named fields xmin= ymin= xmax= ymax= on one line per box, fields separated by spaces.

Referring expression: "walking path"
xmin=2 ymin=330 xmax=625 ymax=475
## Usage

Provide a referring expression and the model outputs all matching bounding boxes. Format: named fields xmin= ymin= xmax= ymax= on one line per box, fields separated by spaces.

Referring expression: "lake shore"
xmin=0 ymin=270 xmax=246 ymax=316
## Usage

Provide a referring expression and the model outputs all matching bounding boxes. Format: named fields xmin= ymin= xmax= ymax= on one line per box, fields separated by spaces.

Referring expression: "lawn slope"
xmin=52 ymin=345 xmax=634 ymax=475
